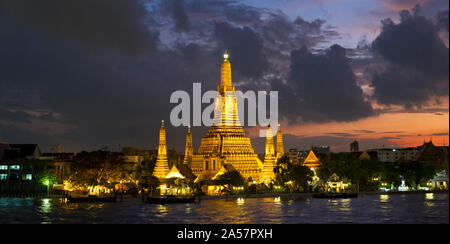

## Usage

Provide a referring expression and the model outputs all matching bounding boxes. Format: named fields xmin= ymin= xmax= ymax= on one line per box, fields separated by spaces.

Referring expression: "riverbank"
xmin=1 ymin=190 xmax=447 ymax=200
xmin=198 ymin=189 xmax=449 ymax=200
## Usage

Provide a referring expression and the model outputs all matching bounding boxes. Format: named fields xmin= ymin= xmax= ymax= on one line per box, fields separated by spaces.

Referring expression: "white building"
xmin=368 ymin=147 xmax=421 ymax=162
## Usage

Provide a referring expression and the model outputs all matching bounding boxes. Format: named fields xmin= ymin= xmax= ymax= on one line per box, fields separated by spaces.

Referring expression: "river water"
xmin=0 ymin=192 xmax=448 ymax=224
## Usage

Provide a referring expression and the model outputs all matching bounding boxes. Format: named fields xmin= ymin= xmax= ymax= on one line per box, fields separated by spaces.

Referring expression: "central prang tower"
xmin=191 ymin=51 xmax=264 ymax=182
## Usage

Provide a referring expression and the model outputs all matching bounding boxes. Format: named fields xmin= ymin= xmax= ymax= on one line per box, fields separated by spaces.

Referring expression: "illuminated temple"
xmin=183 ymin=126 xmax=193 ymax=165
xmin=153 ymin=120 xmax=170 ymax=179
xmin=303 ymin=147 xmax=320 ymax=171
xmin=190 ymin=51 xmax=264 ymax=182
xmin=276 ymin=124 xmax=284 ymax=159
xmin=262 ymin=125 xmax=276 ymax=182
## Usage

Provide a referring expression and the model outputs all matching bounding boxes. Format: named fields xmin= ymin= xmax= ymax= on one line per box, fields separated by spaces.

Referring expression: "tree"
xmin=381 ymin=162 xmax=401 ymax=187
xmin=317 ymin=163 xmax=332 ymax=183
xmin=139 ymin=175 xmax=159 ymax=191
xmin=37 ymin=168 xmax=56 ymax=188
xmin=214 ymin=171 xmax=245 ymax=186
xmin=317 ymin=152 xmax=369 ymax=191
xmin=274 ymin=155 xmax=313 ymax=191
xmin=274 ymin=155 xmax=291 ymax=185
xmin=289 ymin=165 xmax=314 ymax=191
xmin=399 ymin=161 xmax=438 ymax=188
xmin=360 ymin=159 xmax=383 ymax=184
xmin=68 ymin=150 xmax=133 ymax=190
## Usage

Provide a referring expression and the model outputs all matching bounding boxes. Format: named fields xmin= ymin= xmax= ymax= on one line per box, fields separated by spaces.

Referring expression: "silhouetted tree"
xmin=214 ymin=171 xmax=245 ymax=186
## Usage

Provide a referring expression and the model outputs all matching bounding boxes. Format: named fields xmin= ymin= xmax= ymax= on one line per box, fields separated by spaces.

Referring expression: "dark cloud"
xmin=214 ymin=22 xmax=268 ymax=78
xmin=353 ymin=130 xmax=376 ymax=134
xmin=0 ymin=108 xmax=32 ymax=123
xmin=0 ymin=124 xmax=52 ymax=147
xmin=276 ymin=44 xmax=374 ymax=123
xmin=437 ymin=9 xmax=449 ymax=32
xmin=224 ymin=4 xmax=261 ymax=25
xmin=432 ymin=132 xmax=449 ymax=136
xmin=3 ymin=0 xmax=427 ymax=153
xmin=326 ymin=132 xmax=358 ymax=137
xmin=257 ymin=12 xmax=337 ymax=52
xmin=371 ymin=6 xmax=449 ymax=107
xmin=160 ymin=0 xmax=191 ymax=32
xmin=0 ymin=3 xmax=220 ymax=152
xmin=0 ymin=0 xmax=157 ymax=55
xmin=294 ymin=16 xmax=325 ymax=34
xmin=3 ymin=0 xmax=315 ymax=152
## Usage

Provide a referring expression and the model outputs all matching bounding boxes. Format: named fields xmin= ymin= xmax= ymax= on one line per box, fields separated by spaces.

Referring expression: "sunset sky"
xmin=0 ymin=0 xmax=448 ymax=153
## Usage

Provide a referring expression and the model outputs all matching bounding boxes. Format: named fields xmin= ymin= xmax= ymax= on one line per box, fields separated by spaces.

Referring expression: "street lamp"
xmin=44 ymin=179 xmax=50 ymax=196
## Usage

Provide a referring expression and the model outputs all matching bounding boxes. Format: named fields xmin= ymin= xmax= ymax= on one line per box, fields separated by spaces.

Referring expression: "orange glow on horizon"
xmin=246 ymin=111 xmax=449 ymax=151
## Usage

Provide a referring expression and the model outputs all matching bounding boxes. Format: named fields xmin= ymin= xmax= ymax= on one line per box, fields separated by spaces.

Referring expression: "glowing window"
xmin=0 ymin=174 xmax=7 ymax=180
xmin=10 ymin=165 xmax=20 ymax=170
xmin=0 ymin=165 xmax=7 ymax=170
xmin=25 ymin=174 xmax=33 ymax=181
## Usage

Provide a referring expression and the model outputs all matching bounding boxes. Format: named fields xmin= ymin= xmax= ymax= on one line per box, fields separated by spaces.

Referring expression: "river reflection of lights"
xmin=40 ymin=198 xmax=52 ymax=214
xmin=39 ymin=198 xmax=53 ymax=224
xmin=274 ymin=197 xmax=281 ymax=204
xmin=379 ymin=195 xmax=392 ymax=220
xmin=425 ymin=193 xmax=435 ymax=207
xmin=236 ymin=197 xmax=245 ymax=205
xmin=328 ymin=198 xmax=352 ymax=213
xmin=185 ymin=205 xmax=192 ymax=214
xmin=156 ymin=204 xmax=168 ymax=217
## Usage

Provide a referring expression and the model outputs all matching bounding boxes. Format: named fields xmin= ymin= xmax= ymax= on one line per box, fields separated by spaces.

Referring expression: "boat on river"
xmin=313 ymin=192 xmax=358 ymax=199
xmin=66 ymin=194 xmax=117 ymax=203
xmin=146 ymin=195 xmax=197 ymax=204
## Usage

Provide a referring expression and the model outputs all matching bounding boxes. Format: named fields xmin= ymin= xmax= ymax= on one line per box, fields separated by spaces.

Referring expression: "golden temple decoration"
xmin=191 ymin=51 xmax=264 ymax=182
xmin=183 ymin=126 xmax=193 ymax=165
xmin=303 ymin=146 xmax=320 ymax=171
xmin=166 ymin=165 xmax=185 ymax=179
xmin=263 ymin=125 xmax=276 ymax=182
xmin=276 ymin=124 xmax=284 ymax=159
xmin=153 ymin=120 xmax=170 ymax=179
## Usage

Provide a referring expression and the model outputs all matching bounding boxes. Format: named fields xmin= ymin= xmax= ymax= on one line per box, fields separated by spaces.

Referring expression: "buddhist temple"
xmin=302 ymin=146 xmax=321 ymax=171
xmin=183 ymin=126 xmax=193 ymax=165
xmin=190 ymin=51 xmax=264 ymax=182
xmin=326 ymin=173 xmax=345 ymax=193
xmin=211 ymin=163 xmax=237 ymax=181
xmin=153 ymin=120 xmax=170 ymax=179
xmin=276 ymin=124 xmax=284 ymax=159
xmin=166 ymin=164 xmax=197 ymax=182
xmin=262 ymin=124 xmax=276 ymax=182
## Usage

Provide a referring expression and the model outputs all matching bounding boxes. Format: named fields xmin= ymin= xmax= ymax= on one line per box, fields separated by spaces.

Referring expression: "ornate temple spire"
xmin=276 ymin=124 xmax=284 ymax=159
xmin=220 ymin=50 xmax=232 ymax=88
xmin=153 ymin=120 xmax=170 ymax=179
xmin=183 ymin=126 xmax=193 ymax=165
xmin=265 ymin=125 xmax=275 ymax=156
xmin=191 ymin=51 xmax=264 ymax=183
xmin=303 ymin=147 xmax=320 ymax=171
xmin=212 ymin=50 xmax=241 ymax=127
xmin=263 ymin=124 xmax=276 ymax=182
